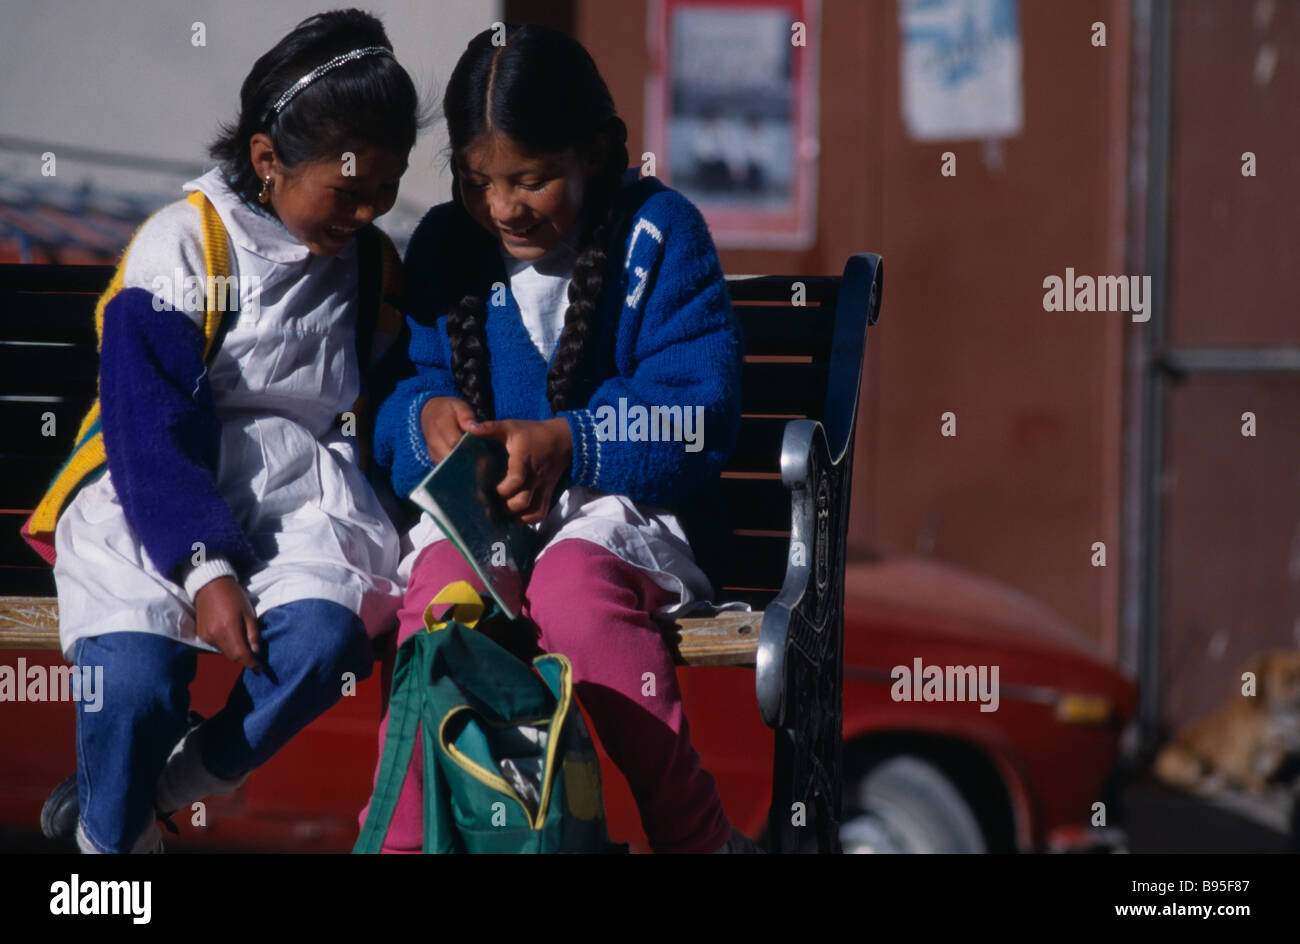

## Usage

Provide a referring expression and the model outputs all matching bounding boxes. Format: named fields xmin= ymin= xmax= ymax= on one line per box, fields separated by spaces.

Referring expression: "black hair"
xmin=210 ymin=8 xmax=423 ymax=204
xmin=441 ymin=23 xmax=630 ymax=419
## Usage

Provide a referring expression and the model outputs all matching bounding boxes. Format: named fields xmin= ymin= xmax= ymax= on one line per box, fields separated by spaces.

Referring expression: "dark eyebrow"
xmin=457 ymin=162 xmax=561 ymax=181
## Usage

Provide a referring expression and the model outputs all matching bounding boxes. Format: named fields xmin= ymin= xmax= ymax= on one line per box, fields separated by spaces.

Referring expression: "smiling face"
xmin=456 ymin=133 xmax=593 ymax=261
xmin=250 ymin=134 xmax=408 ymax=256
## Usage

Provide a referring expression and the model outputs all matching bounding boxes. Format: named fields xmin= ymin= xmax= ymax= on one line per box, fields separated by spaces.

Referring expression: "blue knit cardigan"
xmin=374 ymin=175 xmax=744 ymax=586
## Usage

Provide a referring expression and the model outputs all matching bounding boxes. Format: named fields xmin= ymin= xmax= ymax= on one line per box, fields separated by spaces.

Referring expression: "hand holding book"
xmin=463 ymin=416 xmax=572 ymax=525
xmin=409 ymin=432 xmax=540 ymax=621
xmin=419 ymin=396 xmax=479 ymax=464
xmin=412 ymin=401 xmax=572 ymax=621
xmin=420 ymin=398 xmax=573 ymax=525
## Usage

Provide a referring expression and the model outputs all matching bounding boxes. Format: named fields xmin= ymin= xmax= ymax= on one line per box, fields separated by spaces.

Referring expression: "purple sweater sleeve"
xmin=98 ymin=287 xmax=258 ymax=582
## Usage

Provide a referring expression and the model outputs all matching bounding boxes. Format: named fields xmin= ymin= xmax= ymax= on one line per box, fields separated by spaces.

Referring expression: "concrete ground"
xmin=5 ymin=774 xmax=1294 ymax=858
xmin=1119 ymin=778 xmax=1298 ymax=854
xmin=3 ymin=777 xmax=1296 ymax=853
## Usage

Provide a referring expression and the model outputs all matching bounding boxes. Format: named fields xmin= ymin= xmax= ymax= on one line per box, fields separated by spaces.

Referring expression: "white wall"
xmin=0 ymin=0 xmax=504 ymax=242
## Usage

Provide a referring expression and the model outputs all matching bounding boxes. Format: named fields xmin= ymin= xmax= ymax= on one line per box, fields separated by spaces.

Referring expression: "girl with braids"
xmin=37 ymin=10 xmax=421 ymax=853
xmin=366 ymin=24 xmax=757 ymax=853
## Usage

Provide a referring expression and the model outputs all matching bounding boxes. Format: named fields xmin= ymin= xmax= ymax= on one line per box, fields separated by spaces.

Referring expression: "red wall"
xmin=574 ymin=0 xmax=1131 ymax=659
xmin=1158 ymin=0 xmax=1300 ymax=726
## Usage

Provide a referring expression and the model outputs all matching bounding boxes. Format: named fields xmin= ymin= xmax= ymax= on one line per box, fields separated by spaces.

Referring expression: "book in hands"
xmin=408 ymin=433 xmax=541 ymax=621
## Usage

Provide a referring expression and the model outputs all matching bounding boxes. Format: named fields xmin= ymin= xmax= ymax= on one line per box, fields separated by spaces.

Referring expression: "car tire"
xmin=840 ymin=755 xmax=987 ymax=853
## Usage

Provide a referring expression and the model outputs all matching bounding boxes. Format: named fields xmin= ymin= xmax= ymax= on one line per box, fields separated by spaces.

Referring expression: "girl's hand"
xmin=467 ymin=417 xmax=572 ymax=524
xmin=195 ymin=577 xmax=264 ymax=673
xmin=420 ymin=396 xmax=479 ymax=464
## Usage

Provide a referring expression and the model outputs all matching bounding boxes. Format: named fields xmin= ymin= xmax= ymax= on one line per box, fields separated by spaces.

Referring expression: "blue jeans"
xmin=74 ymin=598 xmax=372 ymax=853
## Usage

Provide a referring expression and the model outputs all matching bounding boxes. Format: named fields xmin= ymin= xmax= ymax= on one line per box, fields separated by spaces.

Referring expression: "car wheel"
xmin=840 ymin=755 xmax=987 ymax=853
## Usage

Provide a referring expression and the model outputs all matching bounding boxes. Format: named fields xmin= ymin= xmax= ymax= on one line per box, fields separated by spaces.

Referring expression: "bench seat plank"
xmin=0 ymin=594 xmax=765 ymax=666
xmin=0 ymin=596 xmax=60 ymax=650
xmin=660 ymin=609 xmax=762 ymax=667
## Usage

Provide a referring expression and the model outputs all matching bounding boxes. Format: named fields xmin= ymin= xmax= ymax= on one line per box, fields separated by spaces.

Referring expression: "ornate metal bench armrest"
xmin=755 ymin=252 xmax=882 ymax=854
xmin=757 ymin=418 xmax=846 ymax=854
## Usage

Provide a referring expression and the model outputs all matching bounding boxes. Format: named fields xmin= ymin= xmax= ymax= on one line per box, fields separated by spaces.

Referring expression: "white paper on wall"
xmin=900 ymin=0 xmax=1024 ymax=141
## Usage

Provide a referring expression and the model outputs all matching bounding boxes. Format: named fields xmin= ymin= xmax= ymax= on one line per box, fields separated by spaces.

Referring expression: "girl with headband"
xmin=37 ymin=9 xmax=422 ymax=853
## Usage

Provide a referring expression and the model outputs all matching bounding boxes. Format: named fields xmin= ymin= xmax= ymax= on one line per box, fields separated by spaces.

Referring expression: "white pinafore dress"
xmin=53 ymin=169 xmax=404 ymax=659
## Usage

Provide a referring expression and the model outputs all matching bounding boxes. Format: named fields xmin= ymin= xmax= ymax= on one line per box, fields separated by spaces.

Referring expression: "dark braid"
xmin=546 ymin=120 xmax=628 ymax=412
xmin=447 ymin=297 xmax=494 ymax=422
xmin=442 ymin=187 xmax=494 ymax=421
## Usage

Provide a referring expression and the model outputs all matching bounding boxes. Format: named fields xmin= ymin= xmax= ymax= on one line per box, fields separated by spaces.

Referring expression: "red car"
xmin=0 ymin=554 xmax=1134 ymax=853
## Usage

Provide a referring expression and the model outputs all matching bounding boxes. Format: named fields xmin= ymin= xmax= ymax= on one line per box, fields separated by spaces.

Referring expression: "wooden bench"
xmin=0 ymin=254 xmax=883 ymax=853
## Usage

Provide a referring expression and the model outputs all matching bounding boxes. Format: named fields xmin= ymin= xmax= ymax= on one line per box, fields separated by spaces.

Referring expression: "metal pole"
xmin=1137 ymin=0 xmax=1172 ymax=753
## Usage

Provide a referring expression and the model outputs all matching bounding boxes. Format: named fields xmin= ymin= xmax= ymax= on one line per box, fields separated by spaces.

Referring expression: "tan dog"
xmin=1154 ymin=650 xmax=1300 ymax=794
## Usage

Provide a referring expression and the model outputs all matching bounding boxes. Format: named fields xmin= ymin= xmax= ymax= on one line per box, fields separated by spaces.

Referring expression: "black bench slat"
xmin=726 ymin=275 xmax=839 ymax=304
xmin=718 ymin=533 xmax=789 ymax=591
xmin=734 ymin=304 xmax=834 ymax=358
xmin=720 ymin=477 xmax=791 ymax=532
xmin=0 ymin=455 xmax=63 ymax=507
xmin=0 ymin=343 xmax=99 ymax=397
xmin=0 ymin=511 xmax=50 ymax=577
xmin=4 ymin=293 xmax=101 ymax=345
xmin=741 ymin=361 xmax=828 ymax=416
xmin=0 ymin=398 xmax=95 ymax=456
xmin=0 ymin=264 xmax=114 ymax=293
xmin=725 ymin=416 xmax=787 ymax=474
xmin=0 ymin=569 xmax=54 ymax=596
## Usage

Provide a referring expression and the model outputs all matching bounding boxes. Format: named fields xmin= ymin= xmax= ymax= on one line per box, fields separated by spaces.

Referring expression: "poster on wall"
xmin=899 ymin=0 xmax=1024 ymax=141
xmin=646 ymin=0 xmax=820 ymax=250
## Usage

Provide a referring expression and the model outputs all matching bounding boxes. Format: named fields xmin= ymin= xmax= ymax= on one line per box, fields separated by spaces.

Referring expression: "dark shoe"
xmin=43 ymin=710 xmax=205 ymax=841
xmin=40 ymin=773 xmax=78 ymax=840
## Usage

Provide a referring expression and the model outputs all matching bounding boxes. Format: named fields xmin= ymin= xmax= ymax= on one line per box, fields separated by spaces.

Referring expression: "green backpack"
xmin=355 ymin=581 xmax=613 ymax=854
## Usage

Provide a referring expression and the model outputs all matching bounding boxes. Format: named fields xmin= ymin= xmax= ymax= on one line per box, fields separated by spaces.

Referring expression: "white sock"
xmin=154 ymin=726 xmax=248 ymax=816
xmin=76 ymin=819 xmax=162 ymax=854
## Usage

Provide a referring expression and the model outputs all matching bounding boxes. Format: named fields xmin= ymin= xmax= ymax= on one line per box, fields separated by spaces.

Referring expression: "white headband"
xmin=267 ymin=45 xmax=394 ymax=119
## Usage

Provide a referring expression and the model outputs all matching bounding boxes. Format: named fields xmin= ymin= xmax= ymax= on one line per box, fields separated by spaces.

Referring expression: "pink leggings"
xmin=359 ymin=537 xmax=732 ymax=854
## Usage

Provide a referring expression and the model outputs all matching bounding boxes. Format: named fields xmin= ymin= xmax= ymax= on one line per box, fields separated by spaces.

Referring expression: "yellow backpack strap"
xmin=186 ymin=189 xmax=233 ymax=358
xmin=23 ymin=192 xmax=231 ymax=560
xmin=423 ymin=581 xmax=485 ymax=632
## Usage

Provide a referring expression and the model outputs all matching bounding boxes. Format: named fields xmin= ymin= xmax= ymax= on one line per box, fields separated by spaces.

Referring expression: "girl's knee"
xmin=398 ymin=542 xmax=491 ymax=642
xmin=266 ymin=599 xmax=373 ymax=683
xmin=407 ymin=541 xmax=487 ymax=599
xmin=76 ymin=632 xmax=195 ymax=725
xmin=317 ymin=606 xmax=373 ymax=683
xmin=527 ymin=540 xmax=642 ymax=622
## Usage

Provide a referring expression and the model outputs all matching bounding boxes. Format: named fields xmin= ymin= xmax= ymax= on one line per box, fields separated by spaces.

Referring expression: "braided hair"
xmin=442 ymin=24 xmax=630 ymax=420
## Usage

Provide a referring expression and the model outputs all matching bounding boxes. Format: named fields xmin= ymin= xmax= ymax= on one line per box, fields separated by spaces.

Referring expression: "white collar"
xmin=502 ymin=223 xmax=583 ymax=279
xmin=183 ymin=168 xmax=311 ymax=264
